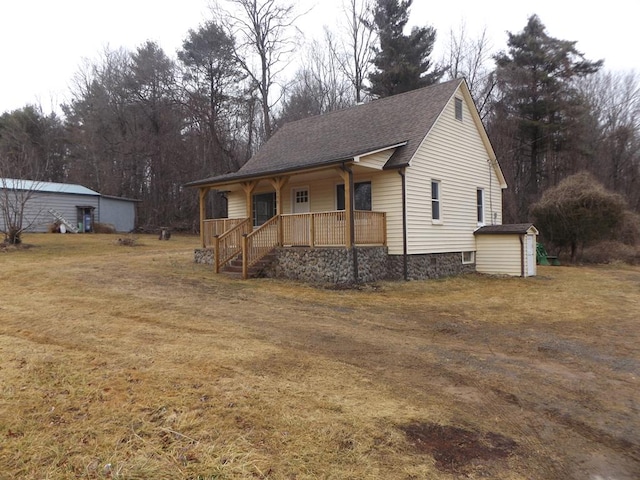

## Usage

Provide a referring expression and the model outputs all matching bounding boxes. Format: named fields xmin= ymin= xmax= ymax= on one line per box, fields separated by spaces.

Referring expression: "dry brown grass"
xmin=1 ymin=233 xmax=639 ymax=479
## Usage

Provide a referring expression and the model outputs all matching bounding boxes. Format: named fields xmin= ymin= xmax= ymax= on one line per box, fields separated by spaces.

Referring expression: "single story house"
xmin=187 ymin=78 xmax=533 ymax=282
xmin=0 ymin=178 xmax=138 ymax=233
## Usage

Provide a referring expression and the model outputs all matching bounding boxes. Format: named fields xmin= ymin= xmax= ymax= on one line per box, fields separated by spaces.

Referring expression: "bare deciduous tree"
xmin=331 ymin=0 xmax=375 ymax=103
xmin=0 ymin=177 xmax=42 ymax=244
xmin=215 ymin=0 xmax=302 ymax=141
xmin=442 ymin=23 xmax=495 ymax=119
xmin=279 ymin=37 xmax=353 ymax=124
xmin=577 ymin=70 xmax=640 ymax=209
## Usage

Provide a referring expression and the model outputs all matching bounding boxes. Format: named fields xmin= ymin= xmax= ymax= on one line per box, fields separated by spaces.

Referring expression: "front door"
xmin=290 ymin=187 xmax=310 ymax=245
xmin=292 ymin=187 xmax=310 ymax=214
xmin=253 ymin=192 xmax=276 ymax=227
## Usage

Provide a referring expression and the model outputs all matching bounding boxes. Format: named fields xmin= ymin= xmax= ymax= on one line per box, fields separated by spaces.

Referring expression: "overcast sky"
xmin=1 ymin=0 xmax=637 ymax=115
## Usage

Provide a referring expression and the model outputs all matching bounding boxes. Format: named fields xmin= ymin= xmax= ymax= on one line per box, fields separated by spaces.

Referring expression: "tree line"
xmin=1 ymin=0 xmax=638 ymax=239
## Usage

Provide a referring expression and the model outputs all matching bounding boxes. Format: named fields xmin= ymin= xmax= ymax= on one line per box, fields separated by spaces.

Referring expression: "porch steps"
xmin=48 ymin=209 xmax=79 ymax=233
xmin=222 ymin=252 xmax=277 ymax=279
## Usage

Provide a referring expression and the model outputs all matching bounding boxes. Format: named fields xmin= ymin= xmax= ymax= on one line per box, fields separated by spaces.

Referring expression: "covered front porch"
xmin=194 ymin=165 xmax=389 ymax=279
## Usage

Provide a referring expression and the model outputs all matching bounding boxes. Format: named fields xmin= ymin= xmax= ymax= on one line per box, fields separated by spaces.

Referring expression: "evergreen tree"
xmin=491 ymin=15 xmax=602 ymax=221
xmin=178 ymin=20 xmax=244 ymax=175
xmin=367 ymin=0 xmax=442 ymax=98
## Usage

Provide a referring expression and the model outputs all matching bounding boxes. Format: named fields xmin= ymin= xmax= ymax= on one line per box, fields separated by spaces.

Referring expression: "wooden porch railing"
xmin=203 ymin=218 xmax=247 ymax=248
xmin=354 ymin=210 xmax=386 ymax=245
xmin=281 ymin=210 xmax=386 ymax=247
xmin=213 ymin=218 xmax=252 ymax=273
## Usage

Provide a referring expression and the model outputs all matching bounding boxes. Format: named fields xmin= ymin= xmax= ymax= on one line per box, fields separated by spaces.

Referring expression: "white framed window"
xmin=455 ymin=97 xmax=463 ymax=121
xmin=431 ymin=180 xmax=441 ymax=222
xmin=462 ymin=251 xmax=475 ymax=264
xmin=295 ymin=189 xmax=308 ymax=204
xmin=477 ymin=188 xmax=484 ymax=225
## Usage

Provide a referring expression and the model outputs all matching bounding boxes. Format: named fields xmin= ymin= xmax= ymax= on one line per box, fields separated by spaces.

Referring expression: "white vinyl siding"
xmin=370 ymin=170 xmax=403 ymax=254
xmin=227 ymin=190 xmax=246 ymax=218
xmin=285 ymin=176 xmax=335 ymax=213
xmin=404 ymin=88 xmax=503 ymax=255
xmin=475 ymin=235 xmax=522 ymax=276
xmin=357 ymin=150 xmax=395 ymax=170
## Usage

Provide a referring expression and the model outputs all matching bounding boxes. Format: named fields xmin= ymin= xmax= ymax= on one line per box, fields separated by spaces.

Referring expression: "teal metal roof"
xmin=1 ymin=178 xmax=100 ymax=196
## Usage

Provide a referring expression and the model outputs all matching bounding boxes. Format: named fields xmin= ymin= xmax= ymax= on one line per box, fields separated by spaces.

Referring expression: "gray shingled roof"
xmin=186 ymin=79 xmax=463 ymax=187
xmin=474 ymin=224 xmax=538 ymax=235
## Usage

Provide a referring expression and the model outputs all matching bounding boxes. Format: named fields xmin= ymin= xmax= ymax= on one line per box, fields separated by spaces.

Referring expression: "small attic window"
xmin=455 ymin=97 xmax=463 ymax=121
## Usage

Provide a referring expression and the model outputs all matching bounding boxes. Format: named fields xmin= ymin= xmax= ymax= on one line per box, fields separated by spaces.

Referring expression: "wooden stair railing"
xmin=241 ymin=215 xmax=281 ymax=279
xmin=214 ymin=218 xmax=252 ymax=273
xmin=203 ymin=218 xmax=247 ymax=248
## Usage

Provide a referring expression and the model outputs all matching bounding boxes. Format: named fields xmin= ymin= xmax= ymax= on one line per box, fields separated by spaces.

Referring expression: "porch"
xmin=201 ymin=210 xmax=386 ymax=279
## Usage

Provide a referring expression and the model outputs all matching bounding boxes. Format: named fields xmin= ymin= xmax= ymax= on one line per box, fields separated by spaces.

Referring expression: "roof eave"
xmin=185 ymin=157 xmax=354 ymax=189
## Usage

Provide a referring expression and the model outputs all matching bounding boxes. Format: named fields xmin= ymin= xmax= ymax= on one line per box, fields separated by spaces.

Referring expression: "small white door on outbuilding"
xmin=525 ymin=234 xmax=536 ymax=277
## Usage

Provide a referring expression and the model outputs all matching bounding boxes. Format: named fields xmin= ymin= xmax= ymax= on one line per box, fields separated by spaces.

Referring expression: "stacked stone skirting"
xmin=387 ymin=252 xmax=476 ymax=280
xmin=262 ymin=247 xmax=389 ymax=284
xmin=194 ymin=248 xmax=214 ymax=265
xmin=194 ymin=247 xmax=475 ymax=283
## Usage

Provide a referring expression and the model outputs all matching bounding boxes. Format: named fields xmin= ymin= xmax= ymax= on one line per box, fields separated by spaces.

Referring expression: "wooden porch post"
xmin=199 ymin=187 xmax=210 ymax=248
xmin=213 ymin=235 xmax=220 ymax=273
xmin=241 ymin=181 xmax=257 ymax=223
xmin=269 ymin=176 xmax=289 ymax=215
xmin=242 ymin=234 xmax=249 ymax=280
xmin=337 ymin=166 xmax=353 ymax=248
xmin=269 ymin=176 xmax=289 ymax=246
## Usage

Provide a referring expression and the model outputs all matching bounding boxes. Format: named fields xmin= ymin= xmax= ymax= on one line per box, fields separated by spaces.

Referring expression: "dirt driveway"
xmin=232 ymin=271 xmax=640 ymax=479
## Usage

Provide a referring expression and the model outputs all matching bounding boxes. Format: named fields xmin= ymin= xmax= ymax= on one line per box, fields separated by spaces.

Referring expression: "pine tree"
xmin=492 ymin=15 xmax=602 ymax=221
xmin=366 ymin=0 xmax=442 ymax=98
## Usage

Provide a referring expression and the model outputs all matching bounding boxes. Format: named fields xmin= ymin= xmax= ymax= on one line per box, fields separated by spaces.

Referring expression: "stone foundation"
xmin=194 ymin=248 xmax=214 ymax=265
xmin=263 ymin=246 xmax=389 ymax=284
xmin=387 ymin=252 xmax=476 ymax=280
xmin=194 ymin=247 xmax=475 ymax=283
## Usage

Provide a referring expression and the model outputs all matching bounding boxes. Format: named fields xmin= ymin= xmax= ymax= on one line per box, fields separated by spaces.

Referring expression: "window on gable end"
xmin=431 ymin=180 xmax=441 ymax=222
xmin=477 ymin=188 xmax=484 ymax=225
xmin=455 ymin=97 xmax=463 ymax=121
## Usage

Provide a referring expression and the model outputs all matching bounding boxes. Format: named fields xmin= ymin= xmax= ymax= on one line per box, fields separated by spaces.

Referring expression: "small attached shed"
xmin=474 ymin=223 xmax=539 ymax=277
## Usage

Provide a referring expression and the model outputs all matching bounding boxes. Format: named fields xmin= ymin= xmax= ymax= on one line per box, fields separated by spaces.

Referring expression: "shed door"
xmin=525 ymin=234 xmax=536 ymax=277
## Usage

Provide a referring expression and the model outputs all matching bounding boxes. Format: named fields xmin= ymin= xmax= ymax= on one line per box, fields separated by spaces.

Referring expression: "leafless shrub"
xmin=116 ymin=236 xmax=138 ymax=247
xmin=580 ymin=241 xmax=640 ymax=265
xmin=616 ymin=210 xmax=640 ymax=246
xmin=94 ymin=222 xmax=116 ymax=234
